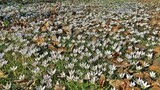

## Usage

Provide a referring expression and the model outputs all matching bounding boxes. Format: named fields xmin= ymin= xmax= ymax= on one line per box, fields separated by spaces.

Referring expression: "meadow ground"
xmin=0 ymin=0 xmax=160 ymax=90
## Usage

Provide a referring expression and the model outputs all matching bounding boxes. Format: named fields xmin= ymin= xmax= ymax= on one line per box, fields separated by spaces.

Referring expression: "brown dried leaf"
xmin=48 ymin=45 xmax=57 ymax=51
xmin=133 ymin=72 xmax=144 ymax=78
xmin=150 ymin=18 xmax=158 ymax=26
xmin=14 ymin=79 xmax=29 ymax=83
xmin=68 ymin=44 xmax=75 ymax=52
xmin=27 ymin=80 xmax=35 ymax=88
xmin=51 ymin=35 xmax=57 ymax=41
xmin=57 ymin=47 xmax=66 ymax=53
xmin=150 ymin=86 xmax=160 ymax=90
xmin=54 ymin=84 xmax=65 ymax=90
xmin=41 ymin=25 xmax=47 ymax=32
xmin=154 ymin=46 xmax=160 ymax=53
xmin=0 ymin=70 xmax=6 ymax=78
xmin=115 ymin=61 xmax=131 ymax=68
xmin=52 ymin=41 xmax=60 ymax=46
xmin=132 ymin=87 xmax=141 ymax=90
xmin=153 ymin=59 xmax=160 ymax=66
xmin=119 ymin=79 xmax=130 ymax=90
xmin=151 ymin=82 xmax=160 ymax=87
xmin=35 ymin=36 xmax=44 ymax=45
xmin=91 ymin=36 xmax=97 ymax=44
xmin=117 ymin=67 xmax=124 ymax=73
xmin=109 ymin=79 xmax=124 ymax=88
xmin=62 ymin=26 xmax=70 ymax=35
xmin=98 ymin=74 xmax=106 ymax=87
xmin=149 ymin=65 xmax=160 ymax=74
xmin=125 ymin=49 xmax=132 ymax=53
xmin=143 ymin=72 xmax=150 ymax=78
xmin=111 ymin=25 xmax=121 ymax=32
xmin=157 ymin=20 xmax=160 ymax=26
xmin=124 ymin=31 xmax=130 ymax=36
xmin=45 ymin=22 xmax=50 ymax=27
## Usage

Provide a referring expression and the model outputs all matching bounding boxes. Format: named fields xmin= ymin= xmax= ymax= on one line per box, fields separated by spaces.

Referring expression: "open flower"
xmin=141 ymin=81 xmax=150 ymax=89
xmin=10 ymin=66 xmax=17 ymax=71
xmin=3 ymin=82 xmax=11 ymax=90
xmin=149 ymin=71 xmax=156 ymax=78
xmin=130 ymin=81 xmax=136 ymax=87
xmin=119 ymin=73 xmax=125 ymax=78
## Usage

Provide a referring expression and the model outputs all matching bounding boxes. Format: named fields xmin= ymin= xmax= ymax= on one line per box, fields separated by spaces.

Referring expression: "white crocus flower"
xmin=111 ymin=87 xmax=116 ymax=90
xmin=109 ymin=65 xmax=116 ymax=71
xmin=10 ymin=66 xmax=17 ymax=71
xmin=146 ymin=53 xmax=153 ymax=59
xmin=149 ymin=71 xmax=156 ymax=78
xmin=130 ymin=81 xmax=136 ymax=87
xmin=3 ymin=82 xmax=11 ymax=90
xmin=47 ymin=69 xmax=56 ymax=75
xmin=90 ymin=76 xmax=96 ymax=84
xmin=68 ymin=70 xmax=75 ymax=76
xmin=59 ymin=72 xmax=65 ymax=78
xmin=117 ymin=57 xmax=123 ymax=62
xmin=119 ymin=73 xmax=125 ymax=78
xmin=19 ymin=75 xmax=25 ymax=80
xmin=126 ymin=74 xmax=133 ymax=79
xmin=136 ymin=78 xmax=143 ymax=85
xmin=136 ymin=66 xmax=142 ymax=71
xmin=143 ymin=62 xmax=149 ymax=67
xmin=108 ymin=70 xmax=114 ymax=75
xmin=84 ymin=72 xmax=90 ymax=80
xmin=141 ymin=81 xmax=150 ymax=89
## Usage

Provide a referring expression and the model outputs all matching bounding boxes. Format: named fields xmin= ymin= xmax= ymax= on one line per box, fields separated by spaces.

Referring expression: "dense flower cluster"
xmin=0 ymin=1 xmax=160 ymax=90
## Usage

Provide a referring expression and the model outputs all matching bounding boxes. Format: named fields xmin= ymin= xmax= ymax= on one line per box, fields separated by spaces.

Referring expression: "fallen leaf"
xmin=115 ymin=61 xmax=131 ymax=68
xmin=149 ymin=65 xmax=160 ymax=74
xmin=117 ymin=67 xmax=124 ymax=73
xmin=41 ymin=25 xmax=47 ymax=32
xmin=112 ymin=52 xmax=120 ymax=58
xmin=54 ymin=84 xmax=65 ymax=90
xmin=57 ymin=47 xmax=66 ymax=53
xmin=132 ymin=87 xmax=141 ymax=90
xmin=157 ymin=20 xmax=160 ymax=26
xmin=126 ymin=49 xmax=132 ymax=53
xmin=67 ymin=44 xmax=75 ymax=52
xmin=143 ymin=72 xmax=150 ymax=78
xmin=150 ymin=86 xmax=160 ymax=90
xmin=153 ymin=59 xmax=160 ymax=66
xmin=98 ymin=74 xmax=106 ymax=87
xmin=35 ymin=36 xmax=45 ymax=45
xmin=111 ymin=25 xmax=121 ymax=32
xmin=150 ymin=18 xmax=158 ymax=26
xmin=45 ymin=21 xmax=50 ymax=27
xmin=48 ymin=45 xmax=57 ymax=51
xmin=52 ymin=41 xmax=60 ymax=46
xmin=62 ymin=26 xmax=70 ymax=35
xmin=51 ymin=35 xmax=57 ymax=41
xmin=111 ymin=59 xmax=130 ymax=68
xmin=133 ymin=72 xmax=144 ymax=78
xmin=27 ymin=80 xmax=35 ymax=88
xmin=151 ymin=82 xmax=160 ymax=87
xmin=146 ymin=77 xmax=153 ymax=84
xmin=14 ymin=79 xmax=29 ymax=83
xmin=0 ymin=70 xmax=6 ymax=78
xmin=153 ymin=46 xmax=160 ymax=53
xmin=124 ymin=31 xmax=130 ymax=36
xmin=109 ymin=79 xmax=124 ymax=88
xmin=120 ymin=79 xmax=130 ymax=90
xmin=91 ymin=36 xmax=97 ymax=44
xmin=0 ymin=84 xmax=2 ymax=90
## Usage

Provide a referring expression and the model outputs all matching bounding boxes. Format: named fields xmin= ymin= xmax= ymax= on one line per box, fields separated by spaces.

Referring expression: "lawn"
xmin=0 ymin=0 xmax=160 ymax=90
